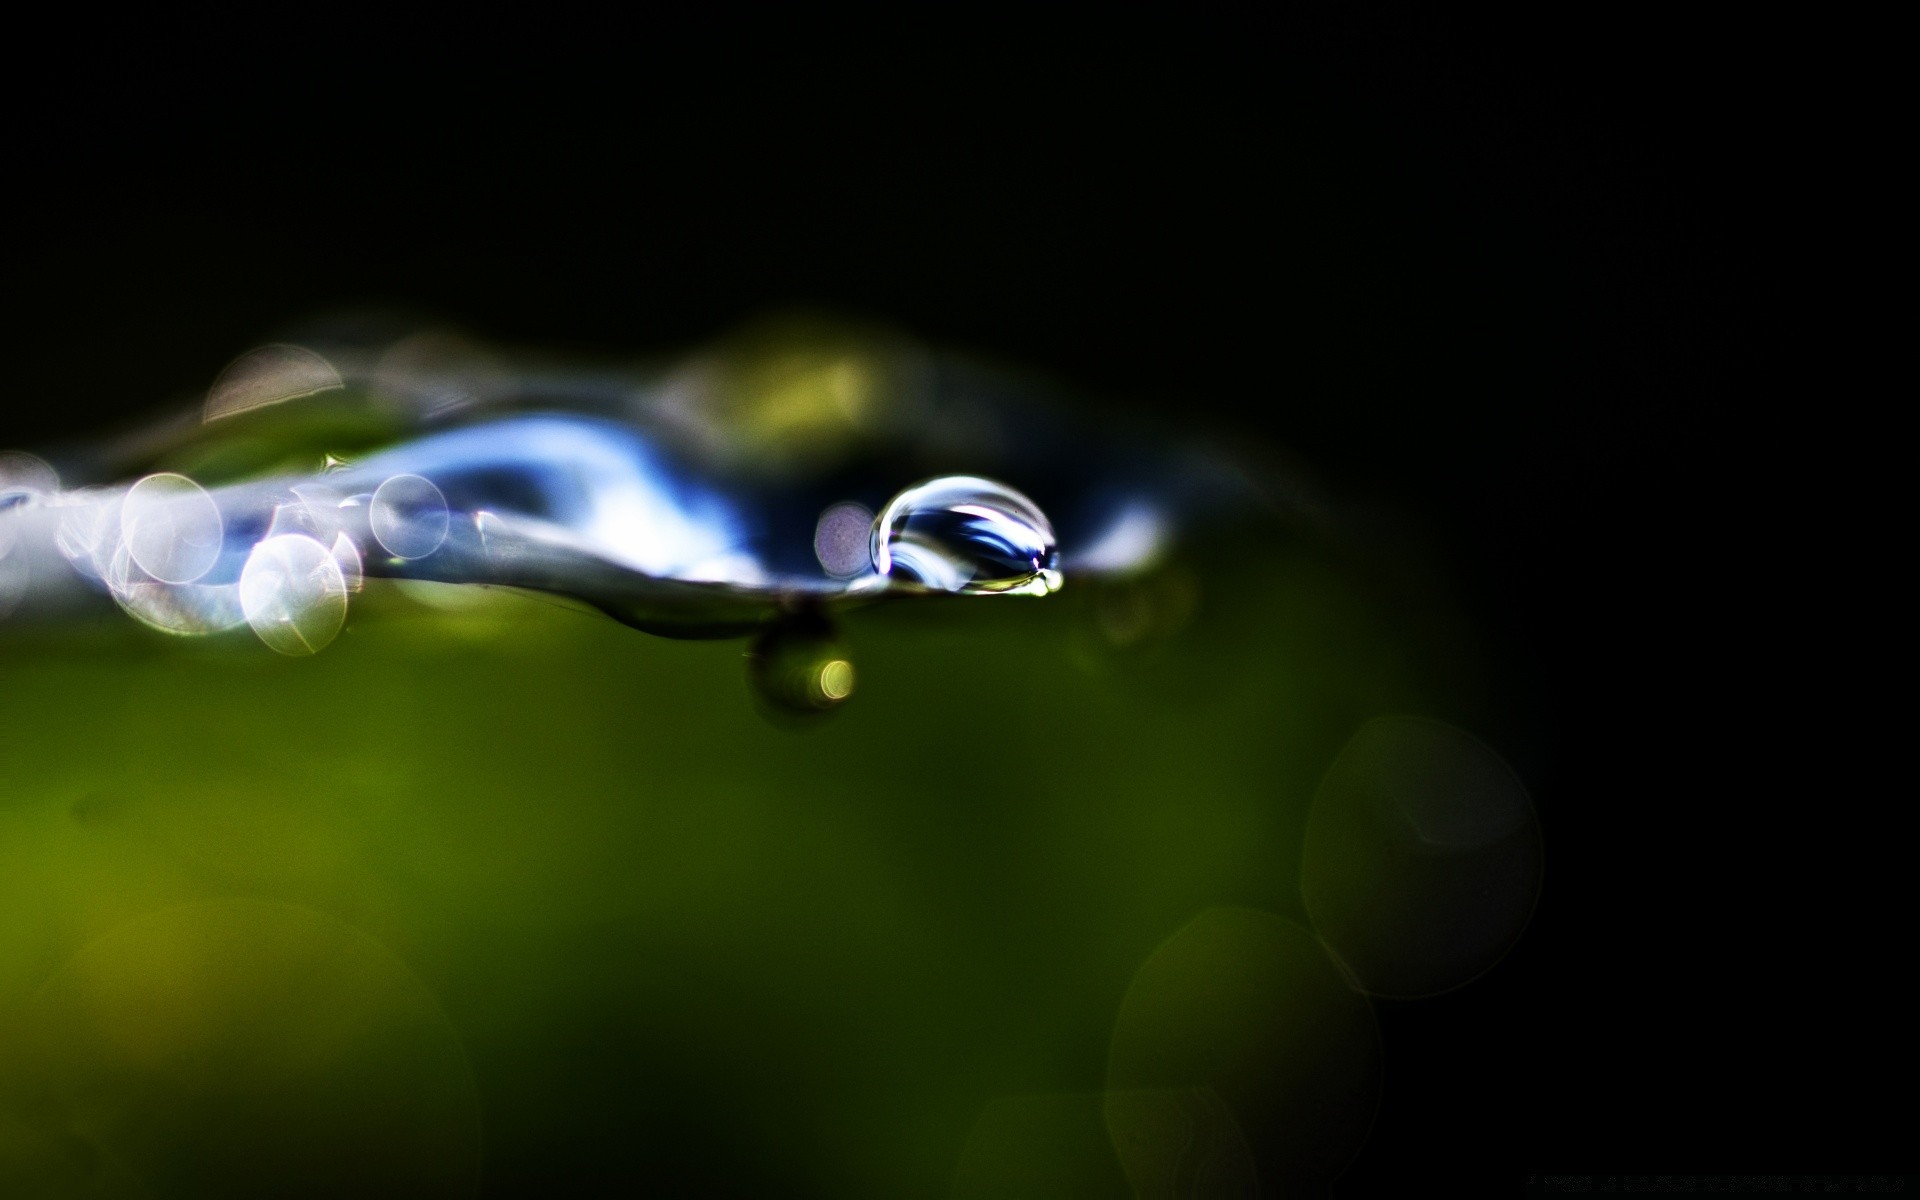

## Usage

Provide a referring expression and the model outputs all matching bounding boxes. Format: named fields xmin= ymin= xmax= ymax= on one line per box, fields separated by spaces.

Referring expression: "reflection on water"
xmin=0 ymin=315 xmax=1539 ymax=1196
xmin=870 ymin=475 xmax=1060 ymax=597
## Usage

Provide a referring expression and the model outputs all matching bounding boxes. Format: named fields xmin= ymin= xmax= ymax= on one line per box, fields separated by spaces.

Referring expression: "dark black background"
xmin=8 ymin=12 xmax=1891 ymax=1196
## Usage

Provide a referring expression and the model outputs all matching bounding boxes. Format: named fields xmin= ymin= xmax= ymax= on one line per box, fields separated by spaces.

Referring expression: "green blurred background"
xmin=3 ymin=11 xmax=1895 ymax=1197
xmin=1 ymin=520 xmax=1474 ymax=1195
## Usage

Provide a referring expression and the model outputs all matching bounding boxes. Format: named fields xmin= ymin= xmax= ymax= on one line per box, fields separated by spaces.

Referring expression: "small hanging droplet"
xmin=746 ymin=611 xmax=856 ymax=721
xmin=870 ymin=475 xmax=1061 ymax=596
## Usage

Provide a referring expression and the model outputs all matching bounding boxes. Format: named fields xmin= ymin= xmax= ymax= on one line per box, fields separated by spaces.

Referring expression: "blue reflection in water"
xmin=6 ymin=413 xmax=1098 ymax=651
xmin=343 ymin=416 xmax=752 ymax=583
xmin=1 ymin=324 xmax=1299 ymax=694
xmin=872 ymin=475 xmax=1060 ymax=596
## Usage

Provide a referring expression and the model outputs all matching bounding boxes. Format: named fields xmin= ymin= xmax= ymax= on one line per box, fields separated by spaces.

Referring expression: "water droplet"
xmin=240 ymin=534 xmax=350 ymax=655
xmin=369 ymin=474 xmax=449 ymax=560
xmin=871 ymin=475 xmax=1061 ymax=595
xmin=204 ymin=344 xmax=342 ymax=422
xmin=1300 ymin=716 xmax=1542 ymax=998
xmin=813 ymin=501 xmax=874 ymax=578
xmin=121 ymin=473 xmax=224 ymax=584
xmin=746 ymin=612 xmax=855 ymax=719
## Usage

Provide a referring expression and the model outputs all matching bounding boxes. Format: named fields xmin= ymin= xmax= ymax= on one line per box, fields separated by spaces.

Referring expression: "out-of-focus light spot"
xmin=653 ymin=316 xmax=931 ymax=477
xmin=735 ymin=349 xmax=873 ymax=445
xmin=0 ymin=449 xmax=60 ymax=502
xmin=1099 ymin=1088 xmax=1261 ymax=1198
xmin=1106 ymin=907 xmax=1380 ymax=1192
xmin=818 ymin=659 xmax=854 ymax=700
xmin=369 ymin=474 xmax=449 ymax=560
xmin=204 ymin=344 xmax=343 ymax=423
xmin=826 ymin=357 xmax=868 ymax=421
xmin=747 ymin=614 xmax=855 ymax=720
xmin=372 ymin=330 xmax=510 ymax=419
xmin=240 ymin=534 xmax=349 ymax=655
xmin=122 ymin=473 xmax=223 ymax=585
xmin=813 ymin=501 xmax=874 ymax=578
xmin=949 ymin=1093 xmax=1136 ymax=1197
xmin=1300 ymin=716 xmax=1542 ymax=999
xmin=873 ymin=476 xmax=1062 ymax=596
xmin=1070 ymin=501 xmax=1169 ymax=574
xmin=0 ymin=451 xmax=59 ymax=565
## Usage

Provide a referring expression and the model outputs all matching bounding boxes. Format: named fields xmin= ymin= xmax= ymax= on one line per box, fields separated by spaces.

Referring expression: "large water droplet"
xmin=121 ymin=472 xmax=224 ymax=585
xmin=369 ymin=474 xmax=449 ymax=560
xmin=240 ymin=534 xmax=350 ymax=655
xmin=746 ymin=612 xmax=855 ymax=721
xmin=870 ymin=475 xmax=1061 ymax=595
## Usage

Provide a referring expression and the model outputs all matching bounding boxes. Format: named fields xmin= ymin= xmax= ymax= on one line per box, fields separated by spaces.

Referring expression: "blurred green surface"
xmin=0 ymin=536 xmax=1471 ymax=1197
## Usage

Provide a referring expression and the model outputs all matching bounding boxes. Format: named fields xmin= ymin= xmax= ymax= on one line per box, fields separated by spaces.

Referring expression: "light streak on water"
xmin=0 ymin=322 xmax=1253 ymax=709
xmin=0 ymin=317 xmax=1544 ymax=1194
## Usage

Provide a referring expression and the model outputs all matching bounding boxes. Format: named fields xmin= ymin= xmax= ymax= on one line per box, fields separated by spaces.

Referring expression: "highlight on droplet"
xmin=871 ymin=474 xmax=1061 ymax=596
